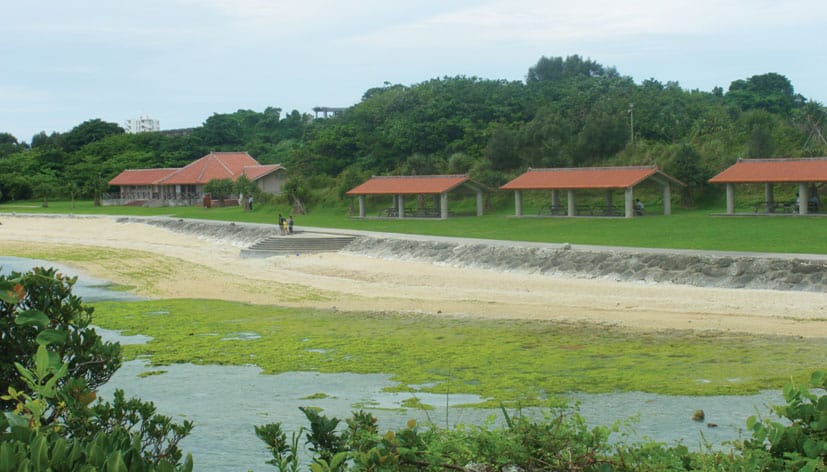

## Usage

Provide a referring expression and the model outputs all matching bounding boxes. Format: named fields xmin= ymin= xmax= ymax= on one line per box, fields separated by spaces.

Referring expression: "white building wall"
xmin=125 ymin=114 xmax=160 ymax=134
xmin=255 ymin=171 xmax=286 ymax=195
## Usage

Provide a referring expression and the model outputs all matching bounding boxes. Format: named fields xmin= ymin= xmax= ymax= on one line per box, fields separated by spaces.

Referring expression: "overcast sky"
xmin=2 ymin=0 xmax=825 ymax=142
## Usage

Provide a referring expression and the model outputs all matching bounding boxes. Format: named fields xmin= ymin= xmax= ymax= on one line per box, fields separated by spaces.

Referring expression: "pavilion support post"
xmin=663 ymin=184 xmax=672 ymax=215
xmin=726 ymin=183 xmax=735 ymax=215
xmin=475 ymin=191 xmax=483 ymax=216
xmin=605 ymin=190 xmax=613 ymax=216
xmin=765 ymin=183 xmax=774 ymax=213
xmin=567 ymin=190 xmax=576 ymax=217
xmin=441 ymin=192 xmax=449 ymax=219
xmin=358 ymin=195 xmax=365 ymax=218
xmin=551 ymin=189 xmax=561 ymax=212
xmin=624 ymin=187 xmax=634 ymax=218
xmin=514 ymin=190 xmax=523 ymax=217
xmin=397 ymin=194 xmax=405 ymax=219
xmin=799 ymin=183 xmax=809 ymax=215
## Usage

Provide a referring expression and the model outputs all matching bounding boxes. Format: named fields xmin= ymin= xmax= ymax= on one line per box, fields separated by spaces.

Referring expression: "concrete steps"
xmin=240 ymin=232 xmax=356 ymax=257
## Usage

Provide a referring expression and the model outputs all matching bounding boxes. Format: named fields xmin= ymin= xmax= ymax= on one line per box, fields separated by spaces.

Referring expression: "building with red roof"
xmin=108 ymin=152 xmax=285 ymax=206
xmin=708 ymin=158 xmax=827 ymax=215
xmin=500 ymin=166 xmax=685 ymax=218
xmin=345 ymin=175 xmax=488 ymax=218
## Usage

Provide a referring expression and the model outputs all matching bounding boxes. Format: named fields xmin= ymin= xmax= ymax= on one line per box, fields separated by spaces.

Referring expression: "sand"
xmin=1 ymin=215 xmax=826 ymax=338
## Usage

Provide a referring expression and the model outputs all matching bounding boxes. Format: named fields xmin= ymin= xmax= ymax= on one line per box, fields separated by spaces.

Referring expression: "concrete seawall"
xmin=344 ymin=237 xmax=827 ymax=292
xmin=127 ymin=217 xmax=827 ymax=292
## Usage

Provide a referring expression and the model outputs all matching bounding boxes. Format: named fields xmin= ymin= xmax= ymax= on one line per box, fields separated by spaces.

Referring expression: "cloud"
xmin=339 ymin=0 xmax=826 ymax=48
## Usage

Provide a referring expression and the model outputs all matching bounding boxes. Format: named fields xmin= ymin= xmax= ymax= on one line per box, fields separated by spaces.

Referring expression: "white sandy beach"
xmin=1 ymin=215 xmax=826 ymax=338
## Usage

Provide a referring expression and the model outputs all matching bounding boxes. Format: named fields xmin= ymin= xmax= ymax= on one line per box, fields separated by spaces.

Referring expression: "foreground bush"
xmin=257 ymin=372 xmax=827 ymax=471
xmin=1 ymin=268 xmax=193 ymax=471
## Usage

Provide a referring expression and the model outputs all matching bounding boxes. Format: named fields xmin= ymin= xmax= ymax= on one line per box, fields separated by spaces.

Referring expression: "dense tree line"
xmin=1 ymin=55 xmax=824 ymax=206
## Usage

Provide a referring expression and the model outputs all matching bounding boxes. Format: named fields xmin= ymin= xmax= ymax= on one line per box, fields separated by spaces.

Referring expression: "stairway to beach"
xmin=240 ymin=232 xmax=357 ymax=257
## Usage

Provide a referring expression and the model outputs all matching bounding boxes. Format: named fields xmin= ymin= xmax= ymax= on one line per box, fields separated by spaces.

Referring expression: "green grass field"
xmin=3 ymin=198 xmax=826 ymax=254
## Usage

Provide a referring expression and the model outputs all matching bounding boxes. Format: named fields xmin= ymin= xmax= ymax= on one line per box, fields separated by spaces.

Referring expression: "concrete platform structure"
xmin=500 ymin=166 xmax=685 ymax=218
xmin=345 ymin=175 xmax=488 ymax=219
xmin=709 ymin=158 xmax=827 ymax=215
xmin=240 ymin=231 xmax=356 ymax=257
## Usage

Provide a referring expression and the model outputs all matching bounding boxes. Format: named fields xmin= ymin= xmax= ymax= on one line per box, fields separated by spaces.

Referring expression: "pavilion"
xmin=708 ymin=158 xmax=827 ymax=215
xmin=500 ymin=166 xmax=685 ymax=218
xmin=345 ymin=175 xmax=488 ymax=219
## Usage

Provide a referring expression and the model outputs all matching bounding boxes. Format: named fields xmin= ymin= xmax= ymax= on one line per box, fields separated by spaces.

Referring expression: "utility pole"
xmin=628 ymin=103 xmax=635 ymax=146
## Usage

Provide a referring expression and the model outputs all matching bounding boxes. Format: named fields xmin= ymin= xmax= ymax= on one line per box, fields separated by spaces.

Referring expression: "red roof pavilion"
xmin=501 ymin=166 xmax=684 ymax=190
xmin=708 ymin=158 xmax=827 ymax=215
xmin=500 ymin=166 xmax=684 ymax=218
xmin=709 ymin=158 xmax=827 ymax=184
xmin=346 ymin=175 xmax=488 ymax=218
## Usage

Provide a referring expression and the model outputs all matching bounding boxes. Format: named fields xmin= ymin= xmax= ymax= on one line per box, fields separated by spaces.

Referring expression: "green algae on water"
xmin=90 ymin=298 xmax=827 ymax=407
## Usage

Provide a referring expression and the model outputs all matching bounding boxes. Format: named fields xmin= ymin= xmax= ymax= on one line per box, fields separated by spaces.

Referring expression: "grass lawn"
xmin=3 ymin=199 xmax=827 ymax=254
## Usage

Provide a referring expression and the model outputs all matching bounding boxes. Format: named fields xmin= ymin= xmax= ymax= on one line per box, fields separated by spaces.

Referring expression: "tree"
xmin=282 ymin=177 xmax=310 ymax=215
xmin=798 ymin=101 xmax=827 ymax=156
xmin=62 ymin=119 xmax=124 ymax=152
xmin=30 ymin=173 xmax=59 ymax=207
xmin=446 ymin=152 xmax=475 ymax=175
xmin=234 ymin=175 xmax=258 ymax=211
xmin=83 ymin=172 xmax=110 ymax=207
xmin=484 ymin=124 xmax=520 ymax=170
xmin=203 ymin=178 xmax=236 ymax=207
xmin=0 ymin=267 xmax=193 ymax=470
xmin=516 ymin=108 xmax=574 ymax=168
xmin=572 ymin=109 xmax=628 ymax=165
xmin=197 ymin=113 xmax=244 ymax=147
xmin=0 ymin=267 xmax=121 ymax=409
xmin=0 ymin=132 xmax=22 ymax=158
xmin=526 ymin=54 xmax=616 ymax=83
xmin=667 ymin=143 xmax=707 ymax=207
xmin=337 ymin=166 xmax=369 ymax=200
xmin=742 ymin=110 xmax=778 ymax=158
xmin=727 ymin=73 xmax=798 ymax=115
xmin=67 ymin=181 xmax=81 ymax=208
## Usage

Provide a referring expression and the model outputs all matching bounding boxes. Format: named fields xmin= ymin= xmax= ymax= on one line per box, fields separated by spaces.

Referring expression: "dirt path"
xmin=2 ymin=215 xmax=826 ymax=338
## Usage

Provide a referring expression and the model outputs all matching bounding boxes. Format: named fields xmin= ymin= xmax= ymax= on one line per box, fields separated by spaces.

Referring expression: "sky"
xmin=2 ymin=0 xmax=825 ymax=143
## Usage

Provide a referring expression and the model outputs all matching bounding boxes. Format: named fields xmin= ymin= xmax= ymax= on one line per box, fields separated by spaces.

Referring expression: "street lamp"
xmin=628 ymin=103 xmax=635 ymax=145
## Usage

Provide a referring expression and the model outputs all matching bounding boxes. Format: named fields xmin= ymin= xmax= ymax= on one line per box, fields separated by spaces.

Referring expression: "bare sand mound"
xmin=2 ymin=215 xmax=826 ymax=338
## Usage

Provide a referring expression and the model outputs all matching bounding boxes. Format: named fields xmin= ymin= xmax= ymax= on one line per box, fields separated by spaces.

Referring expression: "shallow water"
xmin=98 ymin=359 xmax=782 ymax=471
xmin=0 ymin=256 xmax=143 ymax=302
xmin=3 ymin=256 xmax=786 ymax=471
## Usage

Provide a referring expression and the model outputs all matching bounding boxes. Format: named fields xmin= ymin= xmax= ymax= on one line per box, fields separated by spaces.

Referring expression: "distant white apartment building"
xmin=125 ymin=114 xmax=160 ymax=134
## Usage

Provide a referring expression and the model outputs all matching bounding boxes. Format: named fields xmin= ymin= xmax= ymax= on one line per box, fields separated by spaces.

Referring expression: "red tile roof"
xmin=108 ymin=168 xmax=178 ymax=186
xmin=108 ymin=152 xmax=284 ymax=186
xmin=346 ymin=175 xmax=474 ymax=195
xmin=708 ymin=158 xmax=827 ymax=183
xmin=500 ymin=166 xmax=684 ymax=190
xmin=243 ymin=164 xmax=284 ymax=181
xmin=162 ymin=152 xmax=260 ymax=185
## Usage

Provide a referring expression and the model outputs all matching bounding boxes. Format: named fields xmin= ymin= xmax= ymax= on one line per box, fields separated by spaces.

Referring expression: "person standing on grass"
xmin=248 ymin=195 xmax=253 ymax=211
xmin=288 ymin=215 xmax=294 ymax=234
